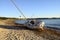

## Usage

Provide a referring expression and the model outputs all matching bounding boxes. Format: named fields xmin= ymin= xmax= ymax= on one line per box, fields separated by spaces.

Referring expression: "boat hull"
xmin=15 ymin=20 xmax=45 ymax=30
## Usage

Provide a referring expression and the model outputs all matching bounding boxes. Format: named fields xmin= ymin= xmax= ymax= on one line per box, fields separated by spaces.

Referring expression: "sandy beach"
xmin=0 ymin=19 xmax=60 ymax=40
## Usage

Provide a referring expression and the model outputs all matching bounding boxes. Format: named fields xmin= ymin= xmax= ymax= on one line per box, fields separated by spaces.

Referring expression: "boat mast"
xmin=10 ymin=0 xmax=26 ymax=19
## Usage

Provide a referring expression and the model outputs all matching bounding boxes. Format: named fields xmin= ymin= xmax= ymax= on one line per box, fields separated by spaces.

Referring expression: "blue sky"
xmin=0 ymin=0 xmax=60 ymax=18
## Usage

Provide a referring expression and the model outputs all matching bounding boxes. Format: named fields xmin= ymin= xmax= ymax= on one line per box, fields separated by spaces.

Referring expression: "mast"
xmin=10 ymin=0 xmax=26 ymax=19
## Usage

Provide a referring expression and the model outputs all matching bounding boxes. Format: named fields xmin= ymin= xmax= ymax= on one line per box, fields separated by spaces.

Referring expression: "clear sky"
xmin=0 ymin=0 xmax=60 ymax=18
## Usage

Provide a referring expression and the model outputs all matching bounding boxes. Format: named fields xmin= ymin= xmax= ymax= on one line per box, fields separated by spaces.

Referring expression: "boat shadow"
xmin=0 ymin=25 xmax=33 ymax=30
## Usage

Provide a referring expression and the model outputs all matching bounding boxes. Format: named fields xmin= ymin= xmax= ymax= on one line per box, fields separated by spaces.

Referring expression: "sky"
xmin=0 ymin=0 xmax=60 ymax=18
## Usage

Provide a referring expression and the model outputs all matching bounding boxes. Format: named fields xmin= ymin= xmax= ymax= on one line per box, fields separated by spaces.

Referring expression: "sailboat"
xmin=10 ymin=0 xmax=45 ymax=30
xmin=15 ymin=19 xmax=45 ymax=30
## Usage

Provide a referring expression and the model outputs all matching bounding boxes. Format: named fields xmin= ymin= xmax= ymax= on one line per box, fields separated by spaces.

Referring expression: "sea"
xmin=40 ymin=19 xmax=60 ymax=29
xmin=16 ymin=18 xmax=60 ymax=29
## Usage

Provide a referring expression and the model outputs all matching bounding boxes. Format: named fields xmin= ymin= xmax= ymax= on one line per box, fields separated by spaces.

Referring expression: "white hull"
xmin=15 ymin=20 xmax=45 ymax=29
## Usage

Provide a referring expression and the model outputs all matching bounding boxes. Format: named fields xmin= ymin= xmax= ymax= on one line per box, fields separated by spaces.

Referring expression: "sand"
xmin=0 ymin=19 xmax=60 ymax=40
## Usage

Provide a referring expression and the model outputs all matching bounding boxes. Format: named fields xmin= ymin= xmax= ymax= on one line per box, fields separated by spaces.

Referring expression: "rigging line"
xmin=10 ymin=0 xmax=26 ymax=19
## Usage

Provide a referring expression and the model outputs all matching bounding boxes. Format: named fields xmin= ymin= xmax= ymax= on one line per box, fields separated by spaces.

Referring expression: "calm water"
xmin=16 ymin=19 xmax=60 ymax=28
xmin=41 ymin=19 xmax=60 ymax=28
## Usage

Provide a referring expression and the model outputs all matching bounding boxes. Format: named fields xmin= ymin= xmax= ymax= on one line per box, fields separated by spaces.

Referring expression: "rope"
xmin=10 ymin=0 xmax=26 ymax=19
